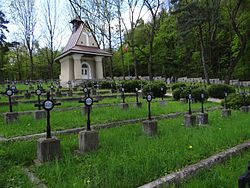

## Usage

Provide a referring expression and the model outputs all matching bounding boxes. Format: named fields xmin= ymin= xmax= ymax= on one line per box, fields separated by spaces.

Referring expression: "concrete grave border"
xmin=138 ymin=141 xmax=250 ymax=188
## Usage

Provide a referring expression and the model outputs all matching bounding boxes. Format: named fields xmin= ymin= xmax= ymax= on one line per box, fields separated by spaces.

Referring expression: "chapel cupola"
xmin=70 ymin=16 xmax=82 ymax=32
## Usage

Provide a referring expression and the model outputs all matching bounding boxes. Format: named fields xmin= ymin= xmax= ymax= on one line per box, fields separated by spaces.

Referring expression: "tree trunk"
xmin=29 ymin=50 xmax=33 ymax=80
xmin=198 ymin=25 xmax=210 ymax=84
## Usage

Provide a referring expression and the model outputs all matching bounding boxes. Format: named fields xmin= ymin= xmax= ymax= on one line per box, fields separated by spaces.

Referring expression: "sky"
xmin=2 ymin=0 xmax=154 ymax=49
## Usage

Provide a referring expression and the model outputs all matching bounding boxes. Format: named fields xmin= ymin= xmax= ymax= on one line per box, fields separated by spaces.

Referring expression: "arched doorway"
xmin=81 ymin=63 xmax=91 ymax=79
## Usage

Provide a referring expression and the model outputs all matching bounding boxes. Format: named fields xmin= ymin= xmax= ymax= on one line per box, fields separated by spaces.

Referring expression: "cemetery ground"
xmin=182 ymin=147 xmax=250 ymax=187
xmin=0 ymin=99 xmax=218 ymax=137
xmin=1 ymin=110 xmax=250 ymax=187
xmin=1 ymin=82 xmax=250 ymax=187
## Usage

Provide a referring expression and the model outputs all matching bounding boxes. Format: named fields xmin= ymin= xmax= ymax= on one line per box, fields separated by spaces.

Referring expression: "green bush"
xmin=171 ymin=82 xmax=187 ymax=91
xmin=207 ymin=84 xmax=235 ymax=99
xmin=142 ymin=81 xmax=167 ymax=97
xmin=172 ymin=88 xmax=183 ymax=100
xmin=221 ymin=93 xmax=250 ymax=109
xmin=120 ymin=80 xmax=146 ymax=93
xmin=192 ymin=87 xmax=209 ymax=102
xmin=99 ymin=80 xmax=112 ymax=89
xmin=173 ymin=86 xmax=208 ymax=101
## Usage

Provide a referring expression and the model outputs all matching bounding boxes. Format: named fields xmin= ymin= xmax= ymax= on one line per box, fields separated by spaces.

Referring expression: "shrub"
xmin=173 ymin=86 xmax=208 ymax=102
xmin=192 ymin=87 xmax=209 ymax=102
xmin=171 ymin=82 xmax=187 ymax=91
xmin=207 ymin=84 xmax=235 ymax=99
xmin=142 ymin=81 xmax=167 ymax=97
xmin=99 ymin=80 xmax=112 ymax=89
xmin=172 ymin=88 xmax=183 ymax=100
xmin=221 ymin=93 xmax=250 ymax=109
xmin=120 ymin=80 xmax=146 ymax=93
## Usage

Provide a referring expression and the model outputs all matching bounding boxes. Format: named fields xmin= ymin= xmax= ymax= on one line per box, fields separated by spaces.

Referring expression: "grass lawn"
xmin=181 ymin=150 xmax=250 ymax=187
xmin=0 ymin=101 xmax=218 ymax=137
xmin=1 ymin=110 xmax=250 ymax=187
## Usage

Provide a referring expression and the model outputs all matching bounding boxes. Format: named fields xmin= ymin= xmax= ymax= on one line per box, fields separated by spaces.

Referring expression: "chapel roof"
xmin=55 ymin=17 xmax=111 ymax=61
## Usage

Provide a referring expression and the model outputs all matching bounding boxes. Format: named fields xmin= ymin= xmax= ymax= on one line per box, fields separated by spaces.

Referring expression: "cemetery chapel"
xmin=56 ymin=17 xmax=111 ymax=86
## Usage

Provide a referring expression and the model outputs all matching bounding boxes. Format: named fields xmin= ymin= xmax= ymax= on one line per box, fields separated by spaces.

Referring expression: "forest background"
xmin=0 ymin=0 xmax=249 ymax=84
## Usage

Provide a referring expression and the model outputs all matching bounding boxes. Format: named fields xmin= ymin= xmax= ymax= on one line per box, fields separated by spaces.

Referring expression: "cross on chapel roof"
xmin=55 ymin=16 xmax=111 ymax=61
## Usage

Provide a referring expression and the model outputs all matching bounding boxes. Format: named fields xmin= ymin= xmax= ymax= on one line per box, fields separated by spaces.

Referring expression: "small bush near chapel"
xmin=207 ymin=84 xmax=235 ymax=99
xmin=142 ymin=81 xmax=167 ymax=97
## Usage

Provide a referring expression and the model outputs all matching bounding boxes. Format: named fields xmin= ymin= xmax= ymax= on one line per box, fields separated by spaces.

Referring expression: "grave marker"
xmin=196 ymin=93 xmax=208 ymax=125
xmin=240 ymin=89 xmax=249 ymax=113
xmin=222 ymin=91 xmax=231 ymax=117
xmin=120 ymin=85 xmax=129 ymax=109
xmin=184 ymin=88 xmax=196 ymax=127
xmin=78 ymin=91 xmax=99 ymax=154
xmin=32 ymin=85 xmax=46 ymax=119
xmin=35 ymin=92 xmax=61 ymax=163
xmin=2 ymin=85 xmax=19 ymax=123
xmin=179 ymin=87 xmax=187 ymax=103
xmin=135 ymin=87 xmax=142 ymax=108
xmin=159 ymin=87 xmax=166 ymax=106
xmin=238 ymin=161 xmax=250 ymax=188
xmin=142 ymin=93 xmax=157 ymax=136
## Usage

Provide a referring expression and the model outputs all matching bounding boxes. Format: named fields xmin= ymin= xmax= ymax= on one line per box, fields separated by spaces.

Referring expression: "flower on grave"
xmin=188 ymin=145 xmax=193 ymax=149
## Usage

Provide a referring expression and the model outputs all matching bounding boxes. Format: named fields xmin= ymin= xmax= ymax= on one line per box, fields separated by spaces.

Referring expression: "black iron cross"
xmin=121 ymin=86 xmax=125 ymax=103
xmin=81 ymin=85 xmax=88 ymax=98
xmin=32 ymin=85 xmax=43 ymax=110
xmin=146 ymin=93 xmax=153 ymax=120
xmin=135 ymin=88 xmax=139 ymax=103
xmin=188 ymin=93 xmax=192 ymax=115
xmin=201 ymin=93 xmax=205 ymax=113
xmin=238 ymin=161 xmax=250 ymax=188
xmin=241 ymin=89 xmax=247 ymax=106
xmin=160 ymin=87 xmax=164 ymax=100
xmin=35 ymin=92 xmax=61 ymax=138
xmin=188 ymin=86 xmax=192 ymax=115
xmin=2 ymin=85 xmax=17 ymax=112
xmin=224 ymin=91 xmax=228 ymax=109
xmin=79 ymin=90 xmax=98 ymax=131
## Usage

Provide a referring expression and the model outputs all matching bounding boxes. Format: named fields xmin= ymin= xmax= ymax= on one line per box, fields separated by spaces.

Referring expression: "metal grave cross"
xmin=2 ymin=85 xmax=17 ymax=112
xmin=160 ymin=87 xmax=164 ymax=100
xmin=146 ymin=93 xmax=153 ymax=120
xmin=135 ymin=88 xmax=139 ymax=103
xmin=241 ymin=88 xmax=247 ymax=106
xmin=224 ymin=91 xmax=228 ymax=109
xmin=121 ymin=86 xmax=125 ymax=103
xmin=238 ymin=161 xmax=250 ymax=188
xmin=201 ymin=93 xmax=205 ymax=113
xmin=79 ymin=90 xmax=98 ymax=131
xmin=188 ymin=92 xmax=192 ymax=115
xmin=35 ymin=92 xmax=61 ymax=138
xmin=32 ymin=85 xmax=43 ymax=110
xmin=81 ymin=85 xmax=88 ymax=98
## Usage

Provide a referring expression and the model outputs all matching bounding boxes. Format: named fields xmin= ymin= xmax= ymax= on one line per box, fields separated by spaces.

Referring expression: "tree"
xmin=0 ymin=10 xmax=9 ymax=81
xmin=223 ymin=0 xmax=250 ymax=83
xmin=42 ymin=0 xmax=62 ymax=79
xmin=143 ymin=0 xmax=161 ymax=80
xmin=10 ymin=0 xmax=36 ymax=80
xmin=123 ymin=0 xmax=145 ymax=79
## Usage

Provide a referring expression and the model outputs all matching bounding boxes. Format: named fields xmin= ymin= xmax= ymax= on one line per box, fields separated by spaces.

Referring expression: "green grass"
xmin=0 ymin=101 xmax=218 ymax=137
xmin=181 ymin=150 xmax=250 ymax=187
xmin=0 ymin=141 xmax=36 ymax=188
xmin=0 ymin=95 xmax=143 ymax=113
xmin=1 ymin=110 xmax=250 ymax=187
